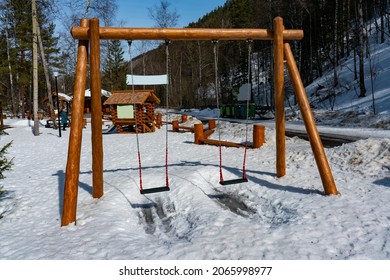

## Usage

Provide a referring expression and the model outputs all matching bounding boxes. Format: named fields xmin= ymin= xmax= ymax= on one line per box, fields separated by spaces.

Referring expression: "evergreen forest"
xmin=0 ymin=0 xmax=389 ymax=115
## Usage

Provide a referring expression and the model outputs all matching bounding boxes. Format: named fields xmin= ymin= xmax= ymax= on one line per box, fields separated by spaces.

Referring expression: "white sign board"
xmin=237 ymin=83 xmax=251 ymax=101
xmin=126 ymin=74 xmax=168 ymax=85
xmin=117 ymin=104 xmax=134 ymax=119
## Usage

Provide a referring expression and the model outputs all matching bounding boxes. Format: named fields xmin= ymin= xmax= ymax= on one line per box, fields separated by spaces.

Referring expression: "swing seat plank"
xmin=220 ymin=178 xmax=248 ymax=185
xmin=140 ymin=186 xmax=170 ymax=194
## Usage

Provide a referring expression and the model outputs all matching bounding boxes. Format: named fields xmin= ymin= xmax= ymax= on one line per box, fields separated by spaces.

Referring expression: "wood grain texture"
xmin=62 ymin=19 xmax=89 ymax=226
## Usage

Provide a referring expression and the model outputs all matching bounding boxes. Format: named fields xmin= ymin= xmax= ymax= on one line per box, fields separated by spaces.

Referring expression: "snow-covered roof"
xmin=84 ymin=88 xmax=111 ymax=98
xmin=104 ymin=90 xmax=160 ymax=105
xmin=43 ymin=92 xmax=72 ymax=102
xmin=58 ymin=92 xmax=72 ymax=102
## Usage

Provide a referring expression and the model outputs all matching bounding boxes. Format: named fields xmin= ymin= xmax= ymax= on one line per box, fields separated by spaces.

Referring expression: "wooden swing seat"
xmin=140 ymin=186 xmax=170 ymax=194
xmin=219 ymin=178 xmax=248 ymax=185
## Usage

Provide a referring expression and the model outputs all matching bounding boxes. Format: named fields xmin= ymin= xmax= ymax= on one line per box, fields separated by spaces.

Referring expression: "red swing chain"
xmin=165 ymin=41 xmax=170 ymax=188
xmin=214 ymin=40 xmax=252 ymax=184
xmin=213 ymin=40 xmax=225 ymax=184
xmin=242 ymin=40 xmax=253 ymax=180
xmin=128 ymin=40 xmax=144 ymax=192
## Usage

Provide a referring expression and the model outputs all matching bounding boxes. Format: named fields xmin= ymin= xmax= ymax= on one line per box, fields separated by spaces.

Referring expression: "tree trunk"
xmin=333 ymin=0 xmax=339 ymax=87
xmin=353 ymin=45 xmax=358 ymax=80
xmin=4 ymin=25 xmax=17 ymax=118
xmin=142 ymin=42 xmax=146 ymax=90
xmin=346 ymin=0 xmax=351 ymax=57
xmin=36 ymin=14 xmax=57 ymax=128
xmin=32 ymin=0 xmax=39 ymax=135
xmin=20 ymin=49 xmax=26 ymax=119
xmin=198 ymin=41 xmax=202 ymax=107
xmin=380 ymin=0 xmax=385 ymax=43
xmin=357 ymin=0 xmax=367 ymax=97
xmin=179 ymin=52 xmax=183 ymax=108
xmin=308 ymin=11 xmax=313 ymax=82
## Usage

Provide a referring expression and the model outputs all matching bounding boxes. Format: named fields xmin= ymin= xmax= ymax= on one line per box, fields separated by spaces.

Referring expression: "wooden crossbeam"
xmin=71 ymin=26 xmax=304 ymax=41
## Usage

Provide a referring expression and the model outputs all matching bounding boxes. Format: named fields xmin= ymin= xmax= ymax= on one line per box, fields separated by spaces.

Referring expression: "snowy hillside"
xmin=294 ymin=32 xmax=390 ymax=129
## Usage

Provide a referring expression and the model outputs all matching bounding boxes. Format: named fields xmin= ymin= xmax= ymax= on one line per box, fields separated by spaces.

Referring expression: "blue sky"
xmin=116 ymin=0 xmax=226 ymax=27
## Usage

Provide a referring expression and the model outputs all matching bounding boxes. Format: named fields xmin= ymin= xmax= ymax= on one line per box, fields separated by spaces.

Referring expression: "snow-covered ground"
xmin=0 ymin=112 xmax=389 ymax=261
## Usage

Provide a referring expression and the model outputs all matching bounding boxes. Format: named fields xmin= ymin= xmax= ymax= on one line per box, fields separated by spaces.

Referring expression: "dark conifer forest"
xmin=0 ymin=0 xmax=389 ymax=113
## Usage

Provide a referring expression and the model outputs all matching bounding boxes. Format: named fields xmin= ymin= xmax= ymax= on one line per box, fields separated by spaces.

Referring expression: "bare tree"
xmin=147 ymin=0 xmax=180 ymax=107
xmin=1 ymin=14 xmax=17 ymax=117
xmin=32 ymin=0 xmax=39 ymax=135
xmin=85 ymin=0 xmax=91 ymax=18
xmin=366 ymin=39 xmax=378 ymax=114
xmin=148 ymin=0 xmax=179 ymax=28
xmin=36 ymin=17 xmax=57 ymax=128
xmin=333 ymin=0 xmax=339 ymax=87
xmin=357 ymin=0 xmax=367 ymax=97
xmin=90 ymin=0 xmax=119 ymax=90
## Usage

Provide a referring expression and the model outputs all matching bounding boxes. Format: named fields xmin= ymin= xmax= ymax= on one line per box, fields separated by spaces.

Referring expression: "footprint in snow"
xmin=138 ymin=198 xmax=176 ymax=234
xmin=208 ymin=191 xmax=257 ymax=217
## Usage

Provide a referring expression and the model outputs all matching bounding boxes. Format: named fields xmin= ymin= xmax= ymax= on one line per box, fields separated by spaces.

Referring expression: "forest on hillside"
xmin=0 ymin=0 xmax=389 ymax=116
xmin=142 ymin=0 xmax=390 ymax=109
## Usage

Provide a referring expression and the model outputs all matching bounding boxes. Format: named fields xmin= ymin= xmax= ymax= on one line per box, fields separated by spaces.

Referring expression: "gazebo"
xmin=43 ymin=92 xmax=72 ymax=117
xmin=84 ymin=88 xmax=111 ymax=114
xmin=104 ymin=89 xmax=160 ymax=133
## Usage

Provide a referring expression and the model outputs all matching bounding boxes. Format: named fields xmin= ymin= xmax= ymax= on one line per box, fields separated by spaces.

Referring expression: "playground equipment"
xmin=194 ymin=123 xmax=265 ymax=149
xmin=171 ymin=115 xmax=214 ymax=133
xmin=127 ymin=40 xmax=171 ymax=195
xmin=213 ymin=39 xmax=255 ymax=185
xmin=104 ymin=89 xmax=161 ymax=133
xmin=61 ymin=17 xmax=339 ymax=227
xmin=172 ymin=115 xmax=196 ymax=132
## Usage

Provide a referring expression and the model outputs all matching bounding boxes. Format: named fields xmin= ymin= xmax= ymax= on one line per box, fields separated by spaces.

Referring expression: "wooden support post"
xmin=203 ymin=129 xmax=215 ymax=139
xmin=274 ymin=17 xmax=286 ymax=178
xmin=156 ymin=113 xmax=162 ymax=128
xmin=208 ymin=119 xmax=216 ymax=130
xmin=61 ymin=19 xmax=89 ymax=227
xmin=172 ymin=120 xmax=179 ymax=132
xmin=90 ymin=18 xmax=104 ymax=198
xmin=253 ymin=125 xmax=265 ymax=148
xmin=284 ymin=43 xmax=339 ymax=195
xmin=194 ymin=123 xmax=204 ymax=144
xmin=181 ymin=115 xmax=188 ymax=123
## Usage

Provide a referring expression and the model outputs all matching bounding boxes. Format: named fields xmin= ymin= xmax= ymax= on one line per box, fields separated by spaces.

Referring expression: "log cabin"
xmin=104 ymin=89 xmax=160 ymax=133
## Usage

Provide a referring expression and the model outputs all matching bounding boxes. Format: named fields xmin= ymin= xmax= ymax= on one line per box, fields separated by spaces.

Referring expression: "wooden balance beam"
xmin=194 ymin=123 xmax=264 ymax=149
xmin=172 ymin=119 xmax=194 ymax=132
xmin=172 ymin=116 xmax=216 ymax=133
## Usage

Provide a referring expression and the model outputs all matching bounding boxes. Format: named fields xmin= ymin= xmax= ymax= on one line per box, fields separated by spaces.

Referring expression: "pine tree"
xmin=0 ymin=137 xmax=13 ymax=220
xmin=0 ymin=140 xmax=13 ymax=180
xmin=102 ymin=40 xmax=127 ymax=91
xmin=0 ymin=0 xmax=59 ymax=118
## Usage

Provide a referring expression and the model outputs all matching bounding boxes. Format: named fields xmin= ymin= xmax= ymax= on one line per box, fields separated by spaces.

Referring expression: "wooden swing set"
xmin=61 ymin=17 xmax=339 ymax=227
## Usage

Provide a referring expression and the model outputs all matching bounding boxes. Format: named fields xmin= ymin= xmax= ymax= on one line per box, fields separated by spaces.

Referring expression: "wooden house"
xmin=104 ymin=89 xmax=160 ymax=133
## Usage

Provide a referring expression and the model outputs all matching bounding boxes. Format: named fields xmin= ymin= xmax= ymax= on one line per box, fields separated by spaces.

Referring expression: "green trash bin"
xmin=226 ymin=105 xmax=234 ymax=118
xmin=248 ymin=103 xmax=256 ymax=118
xmin=220 ymin=106 xmax=225 ymax=117
xmin=240 ymin=103 xmax=256 ymax=119
xmin=234 ymin=105 xmax=242 ymax=118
